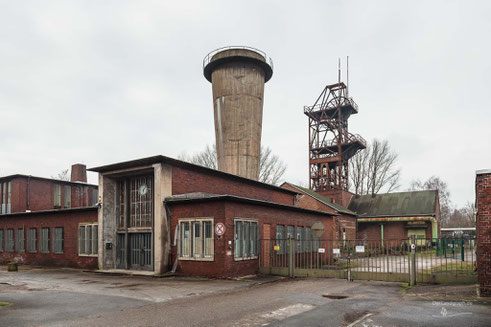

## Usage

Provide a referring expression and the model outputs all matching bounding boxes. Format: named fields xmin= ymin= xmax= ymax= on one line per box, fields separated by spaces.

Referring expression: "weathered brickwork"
xmin=476 ymin=170 xmax=491 ymax=297
xmin=172 ymin=166 xmax=295 ymax=206
xmin=0 ymin=208 xmax=98 ymax=269
xmin=168 ymin=199 xmax=335 ymax=278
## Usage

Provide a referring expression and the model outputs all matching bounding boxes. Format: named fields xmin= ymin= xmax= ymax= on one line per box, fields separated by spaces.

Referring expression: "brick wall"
xmin=1 ymin=176 xmax=97 ymax=214
xmin=358 ymin=221 xmax=431 ymax=242
xmin=168 ymin=199 xmax=335 ymax=278
xmin=476 ymin=170 xmax=491 ymax=297
xmin=0 ymin=208 xmax=98 ymax=269
xmin=172 ymin=166 xmax=295 ymax=206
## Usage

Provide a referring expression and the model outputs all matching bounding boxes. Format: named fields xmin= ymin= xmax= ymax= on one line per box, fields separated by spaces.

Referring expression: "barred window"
xmin=17 ymin=228 xmax=25 ymax=252
xmin=6 ymin=229 xmax=14 ymax=252
xmin=179 ymin=219 xmax=214 ymax=260
xmin=40 ymin=228 xmax=50 ymax=253
xmin=234 ymin=219 xmax=258 ymax=260
xmin=54 ymin=227 xmax=64 ymax=254
xmin=79 ymin=224 xmax=98 ymax=256
xmin=27 ymin=228 xmax=37 ymax=252
xmin=0 ymin=229 xmax=3 ymax=251
xmin=276 ymin=225 xmax=286 ymax=255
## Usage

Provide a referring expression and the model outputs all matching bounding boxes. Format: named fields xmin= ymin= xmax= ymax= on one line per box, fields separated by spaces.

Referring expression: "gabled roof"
xmin=281 ymin=182 xmax=356 ymax=215
xmin=348 ymin=190 xmax=438 ymax=217
xmin=89 ymin=155 xmax=298 ymax=196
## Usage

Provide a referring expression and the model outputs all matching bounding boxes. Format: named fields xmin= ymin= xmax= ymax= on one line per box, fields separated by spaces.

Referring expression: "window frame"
xmin=234 ymin=218 xmax=259 ymax=261
xmin=64 ymin=185 xmax=71 ymax=208
xmin=40 ymin=227 xmax=50 ymax=253
xmin=6 ymin=229 xmax=14 ymax=252
xmin=53 ymin=227 xmax=64 ymax=254
xmin=78 ymin=223 xmax=99 ymax=257
xmin=27 ymin=228 xmax=37 ymax=253
xmin=178 ymin=218 xmax=214 ymax=261
xmin=16 ymin=228 xmax=25 ymax=252
xmin=54 ymin=184 xmax=62 ymax=208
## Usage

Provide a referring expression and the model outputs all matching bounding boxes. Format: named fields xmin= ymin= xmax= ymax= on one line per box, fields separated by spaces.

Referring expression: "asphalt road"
xmin=0 ymin=267 xmax=490 ymax=326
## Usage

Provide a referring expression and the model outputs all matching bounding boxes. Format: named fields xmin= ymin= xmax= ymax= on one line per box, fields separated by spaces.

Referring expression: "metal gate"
xmin=259 ymin=237 xmax=477 ymax=285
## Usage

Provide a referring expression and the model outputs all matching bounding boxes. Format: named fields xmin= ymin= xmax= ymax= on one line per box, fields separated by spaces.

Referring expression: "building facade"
xmin=90 ymin=155 xmax=339 ymax=277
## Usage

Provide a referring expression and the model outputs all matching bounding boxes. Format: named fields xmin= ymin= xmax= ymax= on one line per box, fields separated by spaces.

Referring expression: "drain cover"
xmin=322 ymin=294 xmax=348 ymax=299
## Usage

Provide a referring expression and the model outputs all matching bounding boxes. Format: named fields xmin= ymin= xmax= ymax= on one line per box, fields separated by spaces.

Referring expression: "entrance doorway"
xmin=116 ymin=175 xmax=154 ymax=271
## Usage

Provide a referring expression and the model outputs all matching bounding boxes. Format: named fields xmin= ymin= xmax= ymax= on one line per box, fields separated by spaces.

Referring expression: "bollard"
xmin=7 ymin=262 xmax=18 ymax=272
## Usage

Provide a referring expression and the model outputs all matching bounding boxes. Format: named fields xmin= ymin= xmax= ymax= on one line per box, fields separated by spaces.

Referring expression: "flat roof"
xmin=89 ymin=155 xmax=298 ymax=196
xmin=0 ymin=174 xmax=97 ymax=187
xmin=0 ymin=206 xmax=98 ymax=218
xmin=476 ymin=169 xmax=491 ymax=175
xmin=165 ymin=193 xmax=338 ymax=217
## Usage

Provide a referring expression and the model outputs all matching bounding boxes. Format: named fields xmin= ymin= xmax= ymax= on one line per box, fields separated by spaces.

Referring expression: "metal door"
xmin=129 ymin=233 xmax=152 ymax=270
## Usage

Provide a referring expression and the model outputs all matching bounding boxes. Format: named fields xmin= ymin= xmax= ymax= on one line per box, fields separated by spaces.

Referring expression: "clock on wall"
xmin=139 ymin=183 xmax=148 ymax=196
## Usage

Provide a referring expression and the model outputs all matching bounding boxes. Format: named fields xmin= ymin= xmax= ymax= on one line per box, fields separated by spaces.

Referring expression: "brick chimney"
xmin=71 ymin=164 xmax=87 ymax=183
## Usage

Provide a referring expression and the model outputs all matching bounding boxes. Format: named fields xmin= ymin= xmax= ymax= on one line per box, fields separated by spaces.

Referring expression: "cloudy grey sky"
xmin=1 ymin=0 xmax=489 ymax=208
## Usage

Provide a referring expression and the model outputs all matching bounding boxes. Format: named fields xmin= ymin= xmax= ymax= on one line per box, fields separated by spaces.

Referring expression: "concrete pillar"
xmin=204 ymin=47 xmax=273 ymax=180
xmin=98 ymin=174 xmax=117 ymax=270
xmin=153 ymin=163 xmax=173 ymax=274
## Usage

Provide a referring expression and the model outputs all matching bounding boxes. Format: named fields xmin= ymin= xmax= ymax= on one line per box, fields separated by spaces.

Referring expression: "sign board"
xmin=318 ymin=248 xmax=325 ymax=253
xmin=274 ymin=245 xmax=280 ymax=251
xmin=215 ymin=223 xmax=225 ymax=236
xmin=311 ymin=221 xmax=325 ymax=237
xmin=355 ymin=245 xmax=365 ymax=253
xmin=333 ymin=248 xmax=340 ymax=254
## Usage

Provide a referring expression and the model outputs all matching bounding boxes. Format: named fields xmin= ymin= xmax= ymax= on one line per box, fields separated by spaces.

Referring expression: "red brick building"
xmin=476 ymin=169 xmax=491 ymax=297
xmin=90 ymin=155 xmax=339 ymax=278
xmin=348 ymin=190 xmax=440 ymax=242
xmin=0 ymin=164 xmax=99 ymax=269
xmin=281 ymin=182 xmax=357 ymax=240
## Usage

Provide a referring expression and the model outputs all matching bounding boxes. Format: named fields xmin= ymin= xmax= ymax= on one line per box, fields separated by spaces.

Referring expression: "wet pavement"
xmin=0 ymin=266 xmax=490 ymax=326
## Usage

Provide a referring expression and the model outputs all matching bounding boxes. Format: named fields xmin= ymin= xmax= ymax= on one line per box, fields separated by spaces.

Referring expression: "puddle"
xmin=323 ymin=294 xmax=349 ymax=299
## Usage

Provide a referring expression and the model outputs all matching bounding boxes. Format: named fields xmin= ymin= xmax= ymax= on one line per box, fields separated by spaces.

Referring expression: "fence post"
xmin=409 ymin=235 xmax=416 ymax=286
xmin=288 ymin=237 xmax=295 ymax=277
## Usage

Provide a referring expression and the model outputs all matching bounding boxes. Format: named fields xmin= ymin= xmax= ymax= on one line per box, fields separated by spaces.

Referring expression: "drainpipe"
xmin=26 ymin=175 xmax=31 ymax=211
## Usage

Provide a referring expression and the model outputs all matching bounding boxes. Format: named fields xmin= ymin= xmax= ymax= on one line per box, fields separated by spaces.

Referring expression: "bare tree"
xmin=51 ymin=169 xmax=69 ymax=181
xmin=409 ymin=176 xmax=451 ymax=226
xmin=179 ymin=144 xmax=287 ymax=185
xmin=460 ymin=201 xmax=476 ymax=227
xmin=349 ymin=139 xmax=401 ymax=196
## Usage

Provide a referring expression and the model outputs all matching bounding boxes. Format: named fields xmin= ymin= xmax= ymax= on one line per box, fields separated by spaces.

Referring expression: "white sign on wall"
xmin=333 ymin=248 xmax=340 ymax=254
xmin=355 ymin=245 xmax=365 ymax=253
xmin=318 ymin=248 xmax=326 ymax=253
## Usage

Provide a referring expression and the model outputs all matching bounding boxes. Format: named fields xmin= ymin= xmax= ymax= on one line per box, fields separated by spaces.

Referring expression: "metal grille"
xmin=260 ymin=237 xmax=477 ymax=284
xmin=117 ymin=233 xmax=126 ymax=269
xmin=129 ymin=233 xmax=152 ymax=269
xmin=129 ymin=176 xmax=153 ymax=228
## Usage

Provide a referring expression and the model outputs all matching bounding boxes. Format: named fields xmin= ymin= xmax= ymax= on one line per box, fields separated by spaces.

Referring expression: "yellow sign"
xmin=274 ymin=245 xmax=280 ymax=251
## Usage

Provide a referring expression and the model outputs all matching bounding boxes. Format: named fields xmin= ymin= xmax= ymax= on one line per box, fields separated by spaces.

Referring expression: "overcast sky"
xmin=1 ymin=1 xmax=489 ymax=208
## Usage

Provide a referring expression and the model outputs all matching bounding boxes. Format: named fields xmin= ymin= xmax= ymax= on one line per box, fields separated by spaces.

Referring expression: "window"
xmin=64 ymin=186 xmax=71 ymax=208
xmin=296 ymin=227 xmax=304 ymax=253
xmin=79 ymin=224 xmax=98 ymax=256
xmin=276 ymin=225 xmax=285 ymax=254
xmin=179 ymin=219 xmax=214 ymax=260
xmin=54 ymin=227 xmax=64 ymax=253
xmin=6 ymin=229 xmax=14 ymax=252
xmin=91 ymin=189 xmax=98 ymax=206
xmin=0 ymin=230 xmax=3 ymax=251
xmin=54 ymin=184 xmax=61 ymax=207
xmin=27 ymin=228 xmax=37 ymax=252
xmin=17 ymin=228 xmax=25 ymax=252
xmin=287 ymin=226 xmax=294 ymax=238
xmin=40 ymin=228 xmax=50 ymax=253
xmin=234 ymin=219 xmax=258 ymax=260
xmin=1 ymin=182 xmax=11 ymax=214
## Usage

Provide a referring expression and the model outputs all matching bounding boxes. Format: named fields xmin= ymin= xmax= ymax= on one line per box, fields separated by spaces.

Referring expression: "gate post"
xmin=409 ymin=235 xmax=416 ymax=286
xmin=288 ymin=237 xmax=295 ymax=277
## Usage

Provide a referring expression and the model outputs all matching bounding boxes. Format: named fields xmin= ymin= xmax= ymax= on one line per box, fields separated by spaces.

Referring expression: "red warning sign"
xmin=215 ymin=223 xmax=225 ymax=235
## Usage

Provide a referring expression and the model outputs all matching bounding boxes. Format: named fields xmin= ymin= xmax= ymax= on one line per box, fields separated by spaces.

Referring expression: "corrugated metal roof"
xmin=282 ymin=183 xmax=356 ymax=215
xmin=347 ymin=190 xmax=438 ymax=217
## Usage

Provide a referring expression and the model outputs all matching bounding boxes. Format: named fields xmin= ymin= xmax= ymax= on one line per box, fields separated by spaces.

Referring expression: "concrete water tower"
xmin=203 ymin=46 xmax=273 ymax=180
